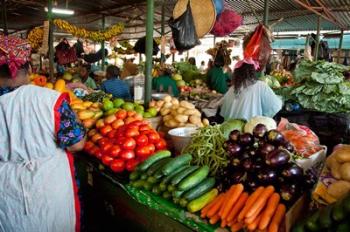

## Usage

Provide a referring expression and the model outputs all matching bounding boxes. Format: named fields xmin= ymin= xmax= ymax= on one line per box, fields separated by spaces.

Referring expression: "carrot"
xmin=267 ymin=204 xmax=286 ymax=232
xmin=207 ymin=192 xmax=226 ymax=218
xmin=245 ymin=185 xmax=275 ymax=218
xmin=231 ymin=221 xmax=244 ymax=232
xmin=237 ymin=186 xmax=265 ymax=222
xmin=247 ymin=214 xmax=262 ymax=231
xmin=258 ymin=193 xmax=280 ymax=230
xmin=220 ymin=219 xmax=228 ymax=228
xmin=245 ymin=206 xmax=262 ymax=225
xmin=221 ymin=184 xmax=244 ymax=220
xmin=227 ymin=220 xmax=235 ymax=226
xmin=227 ymin=192 xmax=249 ymax=222
xmin=209 ymin=214 xmax=220 ymax=225
xmin=201 ymin=194 xmax=224 ymax=218
xmin=219 ymin=186 xmax=235 ymax=216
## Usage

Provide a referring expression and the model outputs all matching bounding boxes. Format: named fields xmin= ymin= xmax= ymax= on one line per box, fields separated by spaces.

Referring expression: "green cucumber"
xmin=132 ymin=180 xmax=146 ymax=188
xmin=292 ymin=221 xmax=306 ymax=232
xmin=162 ymin=153 xmax=192 ymax=176
xmin=179 ymin=198 xmax=188 ymax=208
xmin=147 ymin=176 xmax=158 ymax=184
xmin=178 ymin=166 xmax=210 ymax=191
xmin=129 ymin=171 xmax=140 ymax=181
xmin=167 ymin=185 xmax=176 ymax=192
xmin=143 ymin=181 xmax=153 ymax=191
xmin=172 ymin=190 xmax=185 ymax=199
xmin=137 ymin=150 xmax=171 ymax=172
xmin=187 ymin=188 xmax=218 ymax=213
xmin=305 ymin=211 xmax=320 ymax=232
xmin=342 ymin=193 xmax=350 ymax=213
xmin=170 ymin=166 xmax=199 ymax=186
xmin=332 ymin=199 xmax=345 ymax=221
xmin=162 ymin=191 xmax=171 ymax=199
xmin=152 ymin=185 xmax=162 ymax=195
xmin=337 ymin=222 xmax=350 ymax=232
xmin=173 ymin=197 xmax=180 ymax=204
xmin=140 ymin=174 xmax=148 ymax=180
xmin=183 ymin=177 xmax=215 ymax=201
xmin=319 ymin=205 xmax=333 ymax=229
xmin=159 ymin=182 xmax=167 ymax=192
xmin=161 ymin=165 xmax=190 ymax=184
xmin=146 ymin=157 xmax=172 ymax=176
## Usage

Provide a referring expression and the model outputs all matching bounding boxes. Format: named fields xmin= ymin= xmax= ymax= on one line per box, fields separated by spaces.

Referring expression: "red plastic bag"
xmin=244 ymin=24 xmax=264 ymax=59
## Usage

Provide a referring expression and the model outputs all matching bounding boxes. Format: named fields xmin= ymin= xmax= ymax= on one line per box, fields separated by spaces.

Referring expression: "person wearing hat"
xmin=207 ymin=56 xmax=231 ymax=94
xmin=220 ymin=58 xmax=282 ymax=120
xmin=152 ymin=67 xmax=179 ymax=97
xmin=0 ymin=35 xmax=85 ymax=231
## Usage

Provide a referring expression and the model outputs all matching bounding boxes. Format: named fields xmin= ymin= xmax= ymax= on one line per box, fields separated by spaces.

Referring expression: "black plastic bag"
xmin=83 ymin=49 xmax=108 ymax=63
xmin=168 ymin=3 xmax=200 ymax=51
xmin=133 ymin=36 xmax=159 ymax=55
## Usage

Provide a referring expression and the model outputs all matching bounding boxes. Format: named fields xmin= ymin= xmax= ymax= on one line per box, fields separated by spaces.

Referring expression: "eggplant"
xmin=252 ymin=160 xmax=264 ymax=172
xmin=259 ymin=143 xmax=276 ymax=157
xmin=245 ymin=174 xmax=259 ymax=191
xmin=253 ymin=124 xmax=268 ymax=138
xmin=230 ymin=169 xmax=246 ymax=184
xmin=281 ymin=163 xmax=303 ymax=180
xmin=242 ymin=158 xmax=254 ymax=172
xmin=247 ymin=147 xmax=258 ymax=157
xmin=257 ymin=168 xmax=277 ymax=184
xmin=282 ymin=142 xmax=295 ymax=153
xmin=279 ymin=184 xmax=301 ymax=204
xmin=238 ymin=133 xmax=254 ymax=147
xmin=303 ymin=169 xmax=318 ymax=189
xmin=266 ymin=130 xmax=285 ymax=145
xmin=226 ymin=143 xmax=242 ymax=157
xmin=229 ymin=130 xmax=240 ymax=142
xmin=265 ymin=149 xmax=290 ymax=167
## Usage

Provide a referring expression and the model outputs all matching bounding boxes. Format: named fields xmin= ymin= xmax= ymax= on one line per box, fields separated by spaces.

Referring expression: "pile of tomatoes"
xmin=84 ymin=109 xmax=167 ymax=173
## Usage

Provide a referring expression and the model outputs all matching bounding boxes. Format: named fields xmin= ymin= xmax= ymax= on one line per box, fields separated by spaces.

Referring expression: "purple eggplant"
xmin=245 ymin=174 xmax=259 ymax=191
xmin=239 ymin=133 xmax=254 ymax=147
xmin=242 ymin=158 xmax=254 ymax=172
xmin=257 ymin=168 xmax=277 ymax=184
xmin=266 ymin=130 xmax=285 ymax=145
xmin=230 ymin=169 xmax=246 ymax=184
xmin=253 ymin=124 xmax=268 ymax=138
xmin=281 ymin=163 xmax=303 ymax=180
xmin=259 ymin=143 xmax=276 ymax=157
xmin=265 ymin=149 xmax=290 ymax=167
xmin=279 ymin=184 xmax=300 ymax=203
xmin=229 ymin=130 xmax=240 ymax=142
xmin=282 ymin=142 xmax=295 ymax=153
xmin=226 ymin=142 xmax=243 ymax=157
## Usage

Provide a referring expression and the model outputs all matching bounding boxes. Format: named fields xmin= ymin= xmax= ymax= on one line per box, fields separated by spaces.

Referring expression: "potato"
xmin=202 ymin=118 xmax=210 ymax=126
xmin=327 ymin=180 xmax=350 ymax=199
xmin=167 ymin=119 xmax=179 ymax=128
xmin=160 ymin=108 xmax=171 ymax=116
xmin=163 ymin=115 xmax=173 ymax=122
xmin=326 ymin=155 xmax=342 ymax=179
xmin=340 ymin=162 xmax=350 ymax=181
xmin=185 ymin=123 xmax=197 ymax=127
xmin=171 ymin=98 xmax=179 ymax=105
xmin=156 ymin=100 xmax=165 ymax=108
xmin=171 ymin=109 xmax=178 ymax=117
xmin=183 ymin=109 xmax=197 ymax=115
xmin=189 ymin=115 xmax=201 ymax=125
xmin=164 ymin=95 xmax=172 ymax=103
xmin=163 ymin=102 xmax=173 ymax=109
xmin=177 ymin=107 xmax=187 ymax=114
xmin=193 ymin=110 xmax=202 ymax=117
xmin=334 ymin=149 xmax=350 ymax=163
xmin=180 ymin=101 xmax=195 ymax=109
xmin=175 ymin=115 xmax=189 ymax=123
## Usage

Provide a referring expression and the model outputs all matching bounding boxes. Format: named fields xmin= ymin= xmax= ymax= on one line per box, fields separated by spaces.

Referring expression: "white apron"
xmin=0 ymin=85 xmax=79 ymax=232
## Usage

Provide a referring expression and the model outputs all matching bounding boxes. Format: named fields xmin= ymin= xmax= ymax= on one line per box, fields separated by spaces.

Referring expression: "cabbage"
xmin=244 ymin=116 xmax=277 ymax=134
xmin=220 ymin=119 xmax=246 ymax=139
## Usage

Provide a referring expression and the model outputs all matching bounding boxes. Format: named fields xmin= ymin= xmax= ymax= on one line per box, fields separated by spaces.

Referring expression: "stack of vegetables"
xmin=70 ymin=98 xmax=104 ymax=129
xmin=201 ymin=184 xmax=286 ymax=232
xmin=130 ymin=153 xmax=218 ymax=213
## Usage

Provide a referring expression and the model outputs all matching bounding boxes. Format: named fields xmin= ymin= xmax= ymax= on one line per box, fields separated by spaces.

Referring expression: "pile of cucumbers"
xmin=130 ymin=150 xmax=218 ymax=213
xmin=293 ymin=193 xmax=350 ymax=232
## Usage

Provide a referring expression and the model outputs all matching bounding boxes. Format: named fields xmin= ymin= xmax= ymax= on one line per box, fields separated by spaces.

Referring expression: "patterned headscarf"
xmin=0 ymin=35 xmax=31 ymax=78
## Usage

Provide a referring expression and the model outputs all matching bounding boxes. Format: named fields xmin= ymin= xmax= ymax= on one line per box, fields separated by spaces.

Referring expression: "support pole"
xmin=314 ymin=16 xmax=321 ymax=61
xmin=1 ymin=0 xmax=8 ymax=35
xmin=101 ymin=15 xmax=106 ymax=70
xmin=337 ymin=29 xmax=344 ymax=64
xmin=263 ymin=0 xmax=270 ymax=26
xmin=144 ymin=0 xmax=154 ymax=107
xmin=48 ymin=0 xmax=54 ymax=80
xmin=160 ymin=2 xmax=166 ymax=63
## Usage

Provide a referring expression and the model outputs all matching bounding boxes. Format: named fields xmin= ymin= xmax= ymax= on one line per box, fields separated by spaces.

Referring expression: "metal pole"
xmin=48 ymin=0 xmax=54 ymax=80
xmin=160 ymin=2 xmax=165 ymax=63
xmin=213 ymin=36 xmax=216 ymax=46
xmin=263 ymin=0 xmax=269 ymax=26
xmin=101 ymin=15 xmax=106 ymax=70
xmin=144 ymin=0 xmax=154 ymax=107
xmin=1 ymin=0 xmax=8 ymax=35
xmin=337 ymin=29 xmax=344 ymax=64
xmin=314 ymin=16 xmax=321 ymax=61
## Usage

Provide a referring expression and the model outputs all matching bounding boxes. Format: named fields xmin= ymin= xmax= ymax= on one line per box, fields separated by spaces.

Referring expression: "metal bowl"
xmin=168 ymin=127 xmax=198 ymax=154
xmin=152 ymin=93 xmax=169 ymax=100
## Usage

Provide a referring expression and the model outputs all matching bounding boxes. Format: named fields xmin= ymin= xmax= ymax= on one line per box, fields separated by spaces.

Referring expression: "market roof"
xmin=2 ymin=0 xmax=350 ymax=39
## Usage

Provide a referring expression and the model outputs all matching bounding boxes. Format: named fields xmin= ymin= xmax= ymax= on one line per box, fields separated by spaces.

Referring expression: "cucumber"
xmin=146 ymin=157 xmax=172 ymax=176
xmin=132 ymin=180 xmax=146 ymax=188
xmin=152 ymin=185 xmax=162 ymax=195
xmin=187 ymin=188 xmax=218 ymax=213
xmin=305 ymin=211 xmax=320 ymax=232
xmin=172 ymin=190 xmax=185 ymax=199
xmin=292 ymin=221 xmax=306 ymax=232
xmin=183 ymin=177 xmax=215 ymax=201
xmin=173 ymin=197 xmax=180 ymax=204
xmin=129 ymin=171 xmax=140 ymax=181
xmin=143 ymin=181 xmax=153 ymax=191
xmin=137 ymin=150 xmax=171 ymax=172
xmin=342 ymin=194 xmax=350 ymax=213
xmin=178 ymin=166 xmax=210 ymax=191
xmin=167 ymin=185 xmax=176 ymax=192
xmin=170 ymin=166 xmax=199 ymax=186
xmin=140 ymin=174 xmax=148 ymax=180
xmin=319 ymin=205 xmax=333 ymax=229
xmin=161 ymin=165 xmax=190 ymax=184
xmin=179 ymin=198 xmax=188 ymax=208
xmin=162 ymin=191 xmax=171 ymax=200
xmin=147 ymin=176 xmax=158 ymax=184
xmin=332 ymin=199 xmax=345 ymax=222
xmin=162 ymin=153 xmax=192 ymax=176
xmin=159 ymin=182 xmax=167 ymax=192
xmin=337 ymin=222 xmax=350 ymax=232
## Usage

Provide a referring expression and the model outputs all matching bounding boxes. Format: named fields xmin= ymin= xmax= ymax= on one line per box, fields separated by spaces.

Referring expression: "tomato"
xmin=95 ymin=150 xmax=103 ymax=159
xmin=84 ymin=141 xmax=95 ymax=151
xmin=116 ymin=136 xmax=126 ymax=146
xmin=101 ymin=142 xmax=113 ymax=154
xmin=104 ymin=114 xmax=116 ymax=124
xmin=155 ymin=138 xmax=167 ymax=150
xmin=125 ymin=128 xmax=140 ymax=137
xmin=107 ymin=129 xmax=117 ymax=139
xmin=125 ymin=117 xmax=136 ymax=124
xmin=146 ymin=143 xmax=156 ymax=154
xmin=89 ymin=146 xmax=99 ymax=156
xmin=98 ymin=138 xmax=110 ymax=147
xmin=135 ymin=134 xmax=149 ymax=146
xmin=95 ymin=119 xmax=105 ymax=129
xmin=126 ymin=159 xmax=139 ymax=172
xmin=88 ymin=129 xmax=98 ymax=138
xmin=108 ymin=145 xmax=122 ymax=158
xmin=127 ymin=111 xmax=136 ymax=117
xmin=135 ymin=146 xmax=150 ymax=158
xmin=119 ymin=150 xmax=135 ymax=160
xmin=116 ymin=109 xmax=127 ymax=120
xmin=148 ymin=132 xmax=160 ymax=144
xmin=100 ymin=125 xmax=113 ymax=136
xmin=102 ymin=155 xmax=114 ymax=166
xmin=91 ymin=133 xmax=103 ymax=143
xmin=110 ymin=159 xmax=125 ymax=173
xmin=139 ymin=125 xmax=151 ymax=132
xmin=122 ymin=138 xmax=136 ymax=150
xmin=158 ymin=131 xmax=165 ymax=138
xmin=111 ymin=119 xmax=124 ymax=129
xmin=130 ymin=120 xmax=143 ymax=127
xmin=134 ymin=114 xmax=143 ymax=121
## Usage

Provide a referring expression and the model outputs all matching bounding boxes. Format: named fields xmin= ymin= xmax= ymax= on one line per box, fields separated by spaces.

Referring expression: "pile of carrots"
xmin=200 ymin=184 xmax=286 ymax=232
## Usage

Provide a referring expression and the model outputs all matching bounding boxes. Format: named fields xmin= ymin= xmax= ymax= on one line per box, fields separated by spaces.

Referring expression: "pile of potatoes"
xmin=325 ymin=145 xmax=350 ymax=200
xmin=157 ymin=95 xmax=209 ymax=128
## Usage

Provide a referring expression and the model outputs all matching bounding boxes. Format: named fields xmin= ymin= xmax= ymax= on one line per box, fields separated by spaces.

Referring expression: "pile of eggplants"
xmin=216 ymin=124 xmax=317 ymax=207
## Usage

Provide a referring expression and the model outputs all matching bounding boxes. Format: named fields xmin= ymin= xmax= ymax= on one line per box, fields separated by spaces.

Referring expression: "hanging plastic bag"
xmin=213 ymin=0 xmax=224 ymax=16
xmin=168 ymin=2 xmax=200 ymax=51
xmin=133 ymin=36 xmax=160 ymax=55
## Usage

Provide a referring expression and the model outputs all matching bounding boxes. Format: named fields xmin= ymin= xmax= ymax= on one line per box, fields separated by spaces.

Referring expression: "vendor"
xmin=220 ymin=58 xmax=282 ymax=120
xmin=101 ymin=65 xmax=131 ymax=99
xmin=152 ymin=66 xmax=179 ymax=97
xmin=207 ymin=57 xmax=231 ymax=94
xmin=0 ymin=35 xmax=85 ymax=231
xmin=80 ymin=63 xmax=97 ymax=89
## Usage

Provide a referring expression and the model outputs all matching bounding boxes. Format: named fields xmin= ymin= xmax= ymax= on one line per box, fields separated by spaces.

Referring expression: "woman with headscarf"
xmin=0 ymin=35 xmax=85 ymax=232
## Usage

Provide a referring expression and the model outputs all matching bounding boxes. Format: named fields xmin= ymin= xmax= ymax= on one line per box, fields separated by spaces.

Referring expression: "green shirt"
xmin=207 ymin=66 xmax=230 ymax=94
xmin=152 ymin=75 xmax=179 ymax=97
xmin=84 ymin=76 xmax=97 ymax=89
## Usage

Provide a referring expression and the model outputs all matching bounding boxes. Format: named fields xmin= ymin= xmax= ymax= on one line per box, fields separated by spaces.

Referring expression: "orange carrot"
xmin=221 ymin=184 xmax=244 ymax=220
xmin=267 ymin=204 xmax=286 ymax=232
xmin=209 ymin=214 xmax=220 ymax=225
xmin=237 ymin=186 xmax=265 ymax=222
xmin=201 ymin=194 xmax=224 ymax=218
xmin=245 ymin=206 xmax=262 ymax=225
xmin=258 ymin=193 xmax=280 ymax=230
xmin=245 ymin=185 xmax=275 ymax=218
xmin=207 ymin=192 xmax=226 ymax=218
xmin=220 ymin=219 xmax=228 ymax=228
xmin=231 ymin=221 xmax=244 ymax=232
xmin=227 ymin=220 xmax=235 ymax=227
xmin=227 ymin=192 xmax=249 ymax=222
xmin=219 ymin=186 xmax=235 ymax=216
xmin=247 ymin=214 xmax=262 ymax=231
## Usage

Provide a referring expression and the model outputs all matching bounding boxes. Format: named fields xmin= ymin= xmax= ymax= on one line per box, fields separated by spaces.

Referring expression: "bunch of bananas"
xmin=53 ymin=19 xmax=124 ymax=42
xmin=27 ymin=27 xmax=44 ymax=50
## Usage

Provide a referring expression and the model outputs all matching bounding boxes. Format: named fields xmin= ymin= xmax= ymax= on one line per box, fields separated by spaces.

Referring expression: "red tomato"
xmin=130 ymin=120 xmax=143 ymax=127
xmin=111 ymin=119 xmax=124 ymax=129
xmin=119 ymin=150 xmax=135 ymax=160
xmin=122 ymin=138 xmax=136 ymax=150
xmin=102 ymin=155 xmax=114 ymax=166
xmin=139 ymin=125 xmax=151 ymax=132
xmin=158 ymin=131 xmax=165 ymax=138
xmin=89 ymin=146 xmax=99 ymax=156
xmin=155 ymin=138 xmax=167 ymax=150
xmin=91 ymin=133 xmax=103 ymax=143
xmin=101 ymin=142 xmax=113 ymax=153
xmin=126 ymin=159 xmax=139 ymax=172
xmin=107 ymin=129 xmax=117 ymax=139
xmin=84 ymin=141 xmax=95 ymax=151
xmin=148 ymin=132 xmax=160 ymax=144
xmin=108 ymin=145 xmax=122 ymax=158
xmin=104 ymin=114 xmax=117 ymax=124
xmin=125 ymin=128 xmax=140 ymax=137
xmin=135 ymin=146 xmax=150 ymax=158
xmin=146 ymin=143 xmax=156 ymax=154
xmin=100 ymin=125 xmax=113 ymax=136
xmin=98 ymin=138 xmax=110 ymax=147
xmin=116 ymin=136 xmax=126 ymax=146
xmin=110 ymin=159 xmax=125 ymax=173
xmin=136 ymin=134 xmax=149 ymax=147
xmin=116 ymin=109 xmax=127 ymax=120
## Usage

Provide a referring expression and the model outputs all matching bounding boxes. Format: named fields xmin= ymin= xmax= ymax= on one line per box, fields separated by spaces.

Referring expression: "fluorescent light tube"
xmin=45 ymin=7 xmax=74 ymax=15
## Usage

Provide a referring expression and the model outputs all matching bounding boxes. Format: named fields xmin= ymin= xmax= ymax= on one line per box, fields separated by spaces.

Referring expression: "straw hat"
xmin=173 ymin=0 xmax=216 ymax=38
